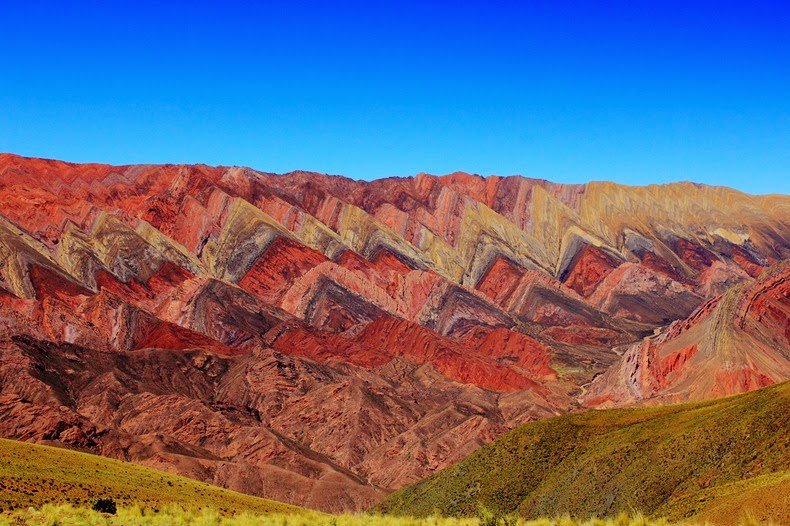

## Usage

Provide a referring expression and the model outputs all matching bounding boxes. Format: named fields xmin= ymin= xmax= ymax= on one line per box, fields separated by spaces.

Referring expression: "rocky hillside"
xmin=0 ymin=153 xmax=787 ymax=510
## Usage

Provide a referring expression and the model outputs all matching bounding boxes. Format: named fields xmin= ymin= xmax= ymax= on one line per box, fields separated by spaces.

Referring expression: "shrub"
xmin=92 ymin=498 xmax=117 ymax=514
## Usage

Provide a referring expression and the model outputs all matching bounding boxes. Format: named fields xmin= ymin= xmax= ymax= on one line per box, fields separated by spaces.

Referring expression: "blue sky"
xmin=1 ymin=1 xmax=788 ymax=193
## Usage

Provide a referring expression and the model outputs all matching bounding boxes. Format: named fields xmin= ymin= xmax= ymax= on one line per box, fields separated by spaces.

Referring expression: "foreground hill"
xmin=0 ymin=438 xmax=299 ymax=514
xmin=379 ymin=382 xmax=790 ymax=525
xmin=0 ymin=153 xmax=787 ymax=509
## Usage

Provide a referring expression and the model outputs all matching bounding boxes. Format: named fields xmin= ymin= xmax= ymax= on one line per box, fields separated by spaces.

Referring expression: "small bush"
xmin=91 ymin=498 xmax=117 ymax=514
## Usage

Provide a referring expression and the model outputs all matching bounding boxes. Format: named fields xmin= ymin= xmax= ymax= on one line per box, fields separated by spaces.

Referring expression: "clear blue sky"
xmin=1 ymin=1 xmax=788 ymax=194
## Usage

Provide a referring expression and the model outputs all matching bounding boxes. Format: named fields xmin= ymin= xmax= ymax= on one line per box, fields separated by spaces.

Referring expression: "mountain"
xmin=0 ymin=437 xmax=299 ymax=514
xmin=378 ymin=382 xmax=790 ymax=525
xmin=0 ymin=153 xmax=787 ymax=510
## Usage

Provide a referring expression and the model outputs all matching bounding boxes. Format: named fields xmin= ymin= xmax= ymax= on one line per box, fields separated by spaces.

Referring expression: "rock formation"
xmin=583 ymin=261 xmax=790 ymax=406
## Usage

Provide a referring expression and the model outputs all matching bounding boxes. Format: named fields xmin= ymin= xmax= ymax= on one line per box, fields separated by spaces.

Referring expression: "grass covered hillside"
xmin=379 ymin=382 xmax=790 ymax=525
xmin=0 ymin=438 xmax=300 ymax=515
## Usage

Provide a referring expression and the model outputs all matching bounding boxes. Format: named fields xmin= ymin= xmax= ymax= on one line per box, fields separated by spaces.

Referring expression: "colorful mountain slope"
xmin=378 ymin=382 xmax=790 ymax=524
xmin=583 ymin=261 xmax=790 ymax=406
xmin=0 ymin=153 xmax=788 ymax=511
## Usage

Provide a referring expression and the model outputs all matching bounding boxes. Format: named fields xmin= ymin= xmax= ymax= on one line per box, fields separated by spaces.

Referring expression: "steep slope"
xmin=0 ymin=153 xmax=788 ymax=511
xmin=0 ymin=437 xmax=301 ymax=514
xmin=378 ymin=382 xmax=790 ymax=524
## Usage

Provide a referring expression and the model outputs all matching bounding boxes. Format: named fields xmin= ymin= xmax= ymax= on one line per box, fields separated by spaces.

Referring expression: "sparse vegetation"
xmin=379 ymin=383 xmax=790 ymax=525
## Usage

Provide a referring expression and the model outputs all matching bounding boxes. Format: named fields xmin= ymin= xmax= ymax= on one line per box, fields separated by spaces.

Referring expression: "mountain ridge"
xmin=0 ymin=152 xmax=787 ymax=511
xmin=4 ymin=152 xmax=788 ymax=198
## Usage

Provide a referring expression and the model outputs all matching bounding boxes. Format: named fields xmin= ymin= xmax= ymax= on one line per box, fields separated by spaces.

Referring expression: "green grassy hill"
xmin=378 ymin=382 xmax=790 ymax=525
xmin=0 ymin=438 xmax=300 ymax=515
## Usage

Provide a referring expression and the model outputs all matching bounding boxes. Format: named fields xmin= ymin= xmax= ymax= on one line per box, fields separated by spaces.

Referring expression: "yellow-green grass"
xmin=0 ymin=438 xmax=300 ymax=515
xmin=0 ymin=504 xmax=718 ymax=526
xmin=379 ymin=382 xmax=790 ymax=524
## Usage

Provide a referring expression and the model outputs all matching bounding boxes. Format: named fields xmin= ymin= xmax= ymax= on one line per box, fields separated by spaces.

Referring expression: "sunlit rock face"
xmin=582 ymin=261 xmax=790 ymax=407
xmin=0 ymin=153 xmax=788 ymax=511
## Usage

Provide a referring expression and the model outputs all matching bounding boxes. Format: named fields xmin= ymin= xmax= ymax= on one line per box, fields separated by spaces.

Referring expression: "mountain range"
xmin=0 ymin=153 xmax=787 ymax=511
